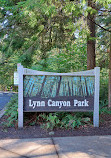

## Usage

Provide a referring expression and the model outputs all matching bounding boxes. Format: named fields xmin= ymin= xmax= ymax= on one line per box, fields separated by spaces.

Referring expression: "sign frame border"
xmin=17 ymin=63 xmax=100 ymax=128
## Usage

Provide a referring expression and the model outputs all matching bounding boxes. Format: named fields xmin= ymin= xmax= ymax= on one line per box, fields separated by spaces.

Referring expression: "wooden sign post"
xmin=17 ymin=63 xmax=100 ymax=128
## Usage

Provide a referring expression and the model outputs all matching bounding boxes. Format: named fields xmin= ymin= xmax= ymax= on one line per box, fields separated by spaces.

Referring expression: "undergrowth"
xmin=3 ymin=94 xmax=18 ymax=127
xmin=3 ymin=88 xmax=111 ymax=130
xmin=3 ymin=93 xmax=92 ymax=129
xmin=37 ymin=112 xmax=91 ymax=130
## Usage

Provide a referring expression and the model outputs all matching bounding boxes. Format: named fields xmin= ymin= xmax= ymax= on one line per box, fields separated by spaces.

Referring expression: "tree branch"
xmin=88 ymin=16 xmax=111 ymax=33
xmin=99 ymin=9 xmax=111 ymax=12
xmin=83 ymin=14 xmax=111 ymax=33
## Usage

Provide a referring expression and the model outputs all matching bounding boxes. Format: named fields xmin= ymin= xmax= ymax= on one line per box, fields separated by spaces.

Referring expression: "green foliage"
xmin=0 ymin=0 xmax=88 ymax=89
xmin=100 ymin=106 xmax=111 ymax=114
xmin=38 ymin=112 xmax=91 ymax=130
xmin=31 ymin=40 xmax=87 ymax=73
xmin=99 ymin=69 xmax=109 ymax=108
xmin=1 ymin=0 xmax=110 ymax=90
xmin=3 ymin=94 xmax=18 ymax=127
xmin=60 ymin=114 xmax=82 ymax=129
xmin=41 ymin=113 xmax=60 ymax=130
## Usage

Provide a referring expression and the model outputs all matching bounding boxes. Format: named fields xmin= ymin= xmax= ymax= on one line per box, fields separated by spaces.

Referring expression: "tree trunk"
xmin=39 ymin=76 xmax=47 ymax=96
xmin=87 ymin=0 xmax=96 ymax=70
xmin=108 ymin=33 xmax=111 ymax=107
xmin=68 ymin=81 xmax=71 ymax=96
xmin=56 ymin=76 xmax=62 ymax=96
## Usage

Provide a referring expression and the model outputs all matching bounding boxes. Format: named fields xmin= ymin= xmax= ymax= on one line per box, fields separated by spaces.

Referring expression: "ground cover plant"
xmin=3 ymin=94 xmax=18 ymax=127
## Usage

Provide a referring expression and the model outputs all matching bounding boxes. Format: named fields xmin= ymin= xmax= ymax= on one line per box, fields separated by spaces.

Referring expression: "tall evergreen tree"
xmin=87 ymin=0 xmax=96 ymax=69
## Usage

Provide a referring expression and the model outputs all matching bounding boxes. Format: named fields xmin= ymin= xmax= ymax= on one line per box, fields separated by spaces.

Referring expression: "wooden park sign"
xmin=16 ymin=63 xmax=100 ymax=128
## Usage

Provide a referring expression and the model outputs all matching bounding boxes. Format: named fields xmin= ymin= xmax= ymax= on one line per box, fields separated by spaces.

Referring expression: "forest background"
xmin=0 ymin=0 xmax=111 ymax=109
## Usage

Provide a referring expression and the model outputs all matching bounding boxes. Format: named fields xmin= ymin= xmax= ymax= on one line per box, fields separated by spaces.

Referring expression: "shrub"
xmin=38 ymin=112 xmax=91 ymax=130
xmin=100 ymin=106 xmax=111 ymax=114
xmin=99 ymin=68 xmax=108 ymax=108
xmin=3 ymin=94 xmax=18 ymax=127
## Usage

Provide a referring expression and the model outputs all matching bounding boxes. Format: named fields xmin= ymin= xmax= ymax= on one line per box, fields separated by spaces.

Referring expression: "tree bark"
xmin=87 ymin=0 xmax=96 ymax=70
xmin=108 ymin=33 xmax=111 ymax=107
